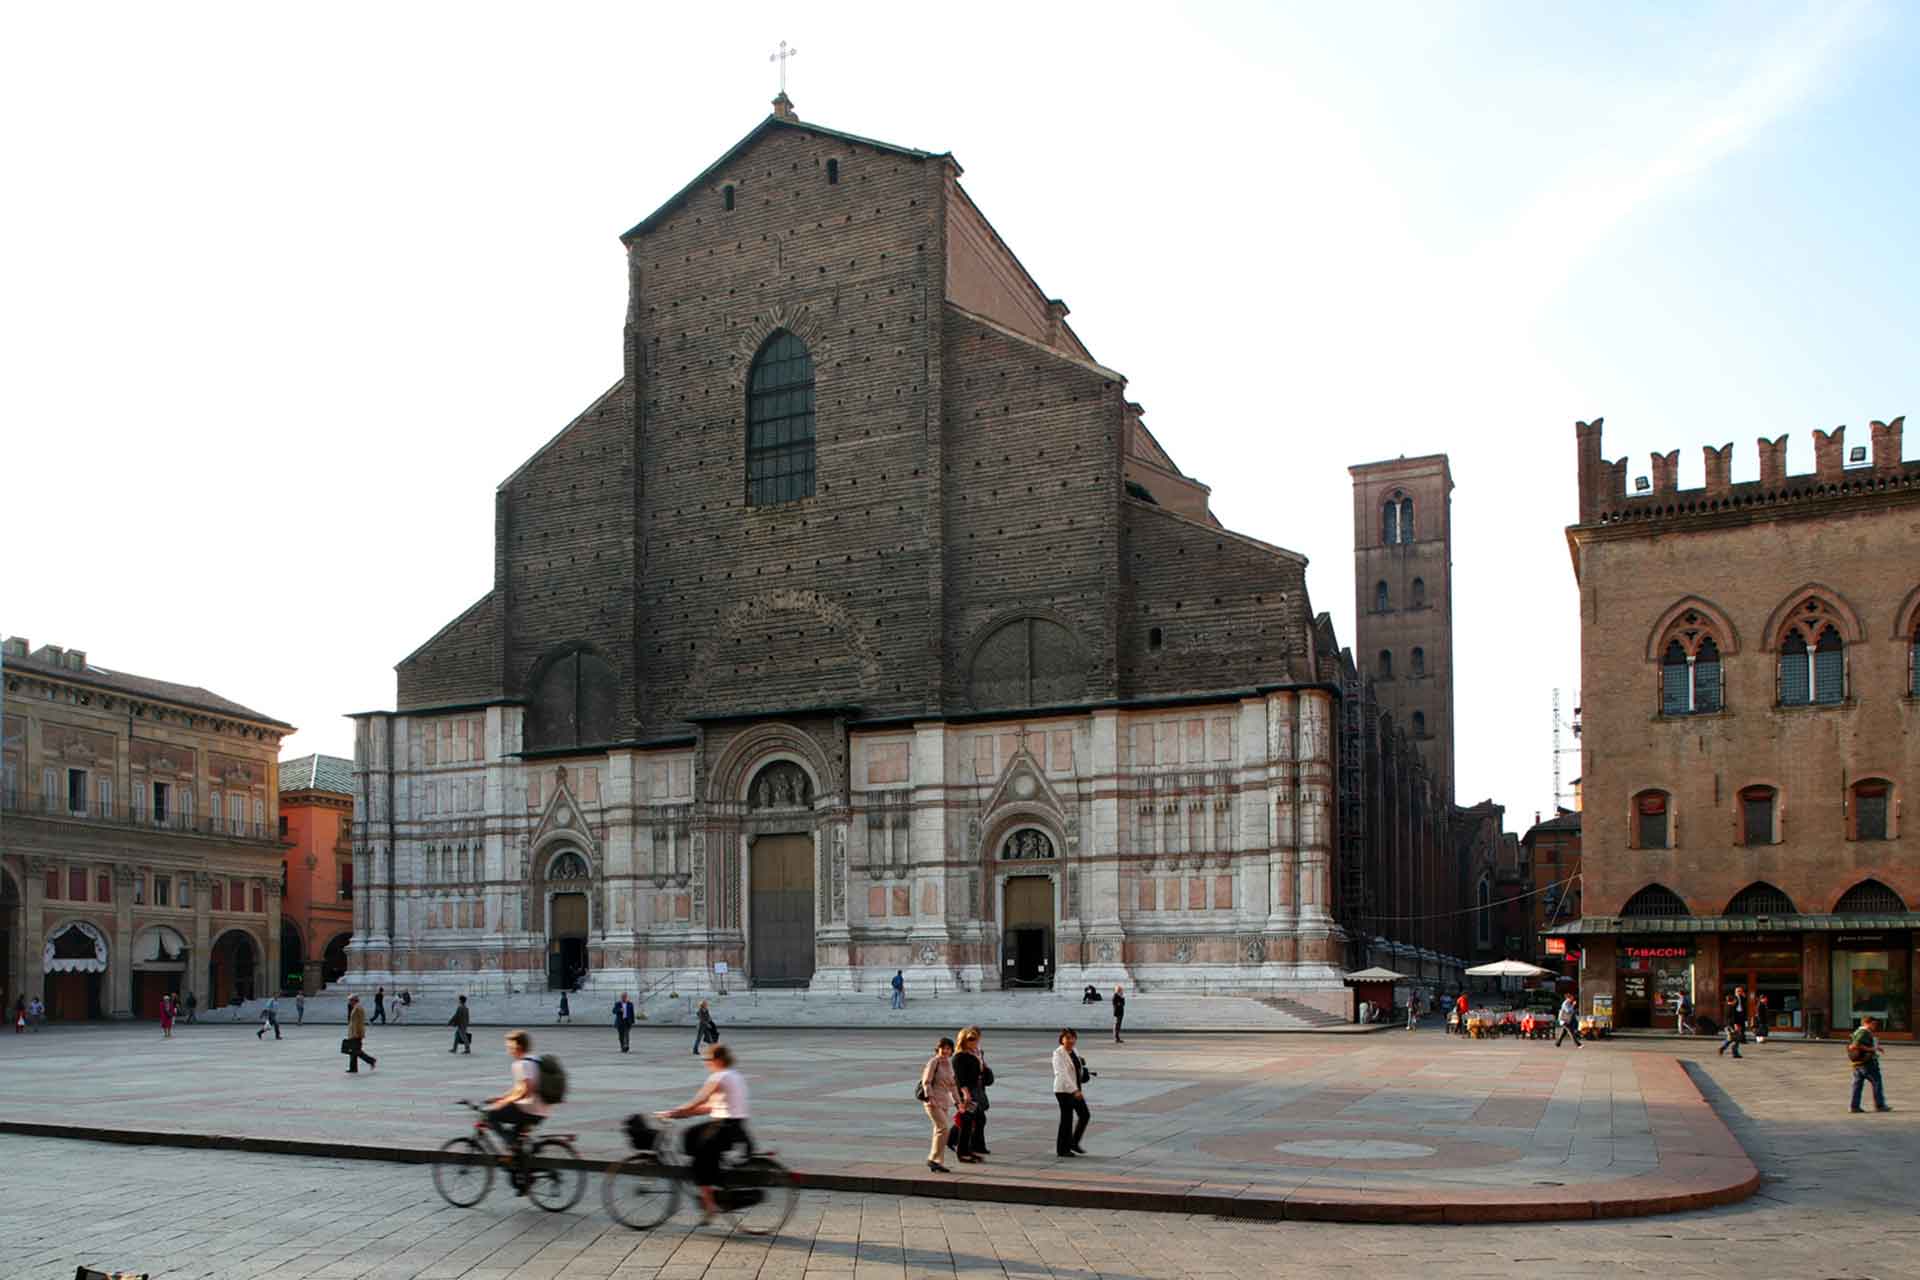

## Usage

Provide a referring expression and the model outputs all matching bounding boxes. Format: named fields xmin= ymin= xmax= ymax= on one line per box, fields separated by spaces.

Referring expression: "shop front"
xmin=1616 ymin=938 xmax=1693 ymax=1029
xmin=1830 ymin=931 xmax=1912 ymax=1038
xmin=1720 ymin=934 xmax=1804 ymax=1035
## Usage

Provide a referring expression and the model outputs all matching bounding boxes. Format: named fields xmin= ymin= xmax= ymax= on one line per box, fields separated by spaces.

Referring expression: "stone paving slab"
xmin=8 ymin=1022 xmax=1756 ymax=1223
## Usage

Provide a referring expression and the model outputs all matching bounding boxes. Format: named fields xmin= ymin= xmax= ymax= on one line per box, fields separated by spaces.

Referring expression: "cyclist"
xmin=658 ymin=1042 xmax=750 ymax=1220
xmin=484 ymin=1029 xmax=551 ymax=1193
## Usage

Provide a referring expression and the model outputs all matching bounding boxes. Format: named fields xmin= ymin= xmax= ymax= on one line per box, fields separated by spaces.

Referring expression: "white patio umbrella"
xmin=1464 ymin=959 xmax=1554 ymax=978
xmin=1344 ymin=967 xmax=1411 ymax=983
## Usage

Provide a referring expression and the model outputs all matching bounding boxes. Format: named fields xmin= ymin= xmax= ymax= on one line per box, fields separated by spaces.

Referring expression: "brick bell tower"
xmin=1350 ymin=454 xmax=1456 ymax=803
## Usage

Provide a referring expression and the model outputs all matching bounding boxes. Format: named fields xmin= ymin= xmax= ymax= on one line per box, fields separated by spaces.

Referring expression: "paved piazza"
xmin=6 ymin=1022 xmax=1915 ymax=1277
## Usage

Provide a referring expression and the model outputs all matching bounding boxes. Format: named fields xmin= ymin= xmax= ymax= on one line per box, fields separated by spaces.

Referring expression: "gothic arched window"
xmin=1377 ymin=649 xmax=1392 ymax=679
xmin=1375 ymin=580 xmax=1390 ymax=612
xmin=1777 ymin=598 xmax=1846 ymax=706
xmin=1621 ymin=884 xmax=1689 ymax=919
xmin=1659 ymin=611 xmax=1724 ymax=715
xmin=1412 ymin=710 xmax=1426 ymax=738
xmin=1398 ymin=496 xmax=1414 ymax=542
xmin=1411 ymin=646 xmax=1425 ymax=677
xmin=746 ymin=330 xmax=817 ymax=506
xmin=1410 ymin=577 xmax=1426 ymax=608
xmin=1381 ymin=499 xmax=1398 ymax=545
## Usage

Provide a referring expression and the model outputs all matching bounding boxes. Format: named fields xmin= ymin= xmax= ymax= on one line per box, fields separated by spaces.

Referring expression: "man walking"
xmin=1676 ymin=991 xmax=1693 ymax=1035
xmin=1406 ymin=990 xmax=1422 ymax=1031
xmin=184 ymin=992 xmax=197 ymax=1024
xmin=1454 ymin=991 xmax=1469 ymax=1036
xmin=1111 ymin=986 xmax=1127 ymax=1043
xmin=257 ymin=994 xmax=282 ymax=1040
xmin=1849 ymin=1015 xmax=1892 ymax=1113
xmin=344 ymin=995 xmax=377 ymax=1074
xmin=612 ymin=992 xmax=636 ymax=1052
xmin=295 ymin=992 xmax=306 ymax=1025
xmin=1718 ymin=987 xmax=1747 ymax=1058
xmin=890 ymin=970 xmax=905 ymax=1010
xmin=449 ymin=994 xmax=472 ymax=1054
xmin=1555 ymin=994 xmax=1583 ymax=1048
xmin=372 ymin=986 xmax=387 ymax=1024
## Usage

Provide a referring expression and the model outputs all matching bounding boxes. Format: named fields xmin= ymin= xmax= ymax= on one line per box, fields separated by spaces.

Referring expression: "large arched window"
xmin=967 ymin=615 xmax=1086 ymax=710
xmin=1835 ymin=879 xmax=1907 ymax=914
xmin=1633 ymin=789 xmax=1670 ymax=849
xmin=1726 ymin=882 xmax=1795 ymax=916
xmin=1777 ymin=598 xmax=1846 ymax=706
xmin=746 ymin=330 xmax=816 ymax=507
xmin=1658 ymin=611 xmax=1723 ymax=715
xmin=1620 ymin=884 xmax=1689 ymax=919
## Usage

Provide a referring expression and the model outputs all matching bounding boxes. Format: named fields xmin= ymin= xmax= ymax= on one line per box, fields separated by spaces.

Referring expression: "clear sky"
xmin=4 ymin=1 xmax=1912 ymax=830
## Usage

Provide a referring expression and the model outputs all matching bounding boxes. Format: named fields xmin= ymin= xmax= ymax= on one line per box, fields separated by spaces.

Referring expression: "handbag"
xmin=340 ymin=1038 xmax=354 ymax=1055
xmin=980 ymin=1065 xmax=995 ymax=1088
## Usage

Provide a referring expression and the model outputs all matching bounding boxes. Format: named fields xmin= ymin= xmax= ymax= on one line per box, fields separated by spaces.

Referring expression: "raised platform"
xmin=3 ymin=1022 xmax=1757 ymax=1223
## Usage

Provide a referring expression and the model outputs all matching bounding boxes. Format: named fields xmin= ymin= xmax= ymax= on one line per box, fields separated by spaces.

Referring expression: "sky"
xmin=4 ymin=1 xmax=1914 ymax=829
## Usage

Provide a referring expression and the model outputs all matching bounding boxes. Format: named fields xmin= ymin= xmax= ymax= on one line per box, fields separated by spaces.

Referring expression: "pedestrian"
xmin=344 ymin=994 xmax=377 ymax=1073
xmin=1051 ymin=1028 xmax=1091 ymax=1157
xmin=1676 ymin=991 xmax=1693 ymax=1036
xmin=1849 ymin=1014 xmax=1892 ymax=1113
xmin=890 ymin=969 xmax=905 ymax=1010
xmin=971 ymin=1032 xmax=995 ymax=1154
xmin=1454 ymin=991 xmax=1469 ymax=1036
xmin=1753 ymin=994 xmax=1771 ymax=1044
xmin=295 ymin=992 xmax=306 ymax=1025
xmin=613 ymin=991 xmax=636 ymax=1052
xmin=372 ymin=986 xmax=387 ymax=1024
xmin=952 ymin=1026 xmax=986 ymax=1163
xmin=1554 ymin=994 xmax=1583 ymax=1048
xmin=449 ymin=994 xmax=472 ymax=1053
xmin=1111 ymin=986 xmax=1127 ymax=1043
xmin=30 ymin=995 xmax=44 ymax=1030
xmin=159 ymin=994 xmax=174 ymax=1039
xmin=392 ymin=990 xmax=410 ymax=1023
xmin=557 ymin=989 xmax=571 ymax=1023
xmin=184 ymin=991 xmax=197 ymax=1024
xmin=918 ymin=1035 xmax=957 ymax=1173
xmin=1718 ymin=987 xmax=1747 ymax=1058
xmin=257 ymin=994 xmax=282 ymax=1040
xmin=12 ymin=995 xmax=24 ymax=1034
xmin=692 ymin=999 xmax=717 ymax=1055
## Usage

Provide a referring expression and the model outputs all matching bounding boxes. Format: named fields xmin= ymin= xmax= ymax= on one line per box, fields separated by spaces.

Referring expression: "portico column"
xmin=265 ymin=880 xmax=283 ymax=996
xmin=1295 ymin=690 xmax=1337 ymax=967
xmin=190 ymin=871 xmax=211 ymax=1006
xmin=1267 ymin=692 xmax=1298 ymax=935
xmin=22 ymin=857 xmax=48 ymax=1004
xmin=111 ymin=864 xmax=135 ymax=1018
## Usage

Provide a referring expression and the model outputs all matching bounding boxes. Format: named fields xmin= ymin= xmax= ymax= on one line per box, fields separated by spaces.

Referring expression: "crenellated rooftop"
xmin=1574 ymin=415 xmax=1918 ymax=528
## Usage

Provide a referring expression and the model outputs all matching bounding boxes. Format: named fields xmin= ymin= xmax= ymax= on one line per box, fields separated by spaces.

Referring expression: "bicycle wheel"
xmin=728 ymin=1156 xmax=797 ymax=1237
xmin=431 ymin=1137 xmax=494 ymax=1208
xmin=526 ymin=1137 xmax=586 ymax=1213
xmin=603 ymin=1153 xmax=679 ymax=1230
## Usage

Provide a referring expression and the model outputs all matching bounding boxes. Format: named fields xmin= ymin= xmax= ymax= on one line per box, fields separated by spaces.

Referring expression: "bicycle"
xmin=602 ymin=1113 xmax=797 ymax=1236
xmin=432 ymin=1101 xmax=585 ymax=1212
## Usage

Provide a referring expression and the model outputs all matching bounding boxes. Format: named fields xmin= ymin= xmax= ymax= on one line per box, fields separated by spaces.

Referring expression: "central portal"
xmin=1004 ymin=875 xmax=1055 ymax=988
xmin=750 ymin=834 xmax=816 ymax=987
xmin=549 ymin=891 xmax=588 ymax=990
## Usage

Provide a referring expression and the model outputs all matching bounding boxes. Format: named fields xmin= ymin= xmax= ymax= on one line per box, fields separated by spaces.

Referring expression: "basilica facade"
xmin=347 ymin=99 xmax=1363 ymax=1004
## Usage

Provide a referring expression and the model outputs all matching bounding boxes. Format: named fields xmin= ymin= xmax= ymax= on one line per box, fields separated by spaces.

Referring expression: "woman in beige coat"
xmin=919 ymin=1036 xmax=957 ymax=1173
xmin=344 ymin=995 xmax=377 ymax=1073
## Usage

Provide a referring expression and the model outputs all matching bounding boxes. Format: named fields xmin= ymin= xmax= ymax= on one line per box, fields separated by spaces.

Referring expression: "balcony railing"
xmin=0 ymin=790 xmax=278 ymax=841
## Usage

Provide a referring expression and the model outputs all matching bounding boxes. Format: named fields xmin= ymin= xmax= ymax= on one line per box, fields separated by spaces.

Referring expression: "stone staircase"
xmin=219 ymin=986 xmax=1369 ymax=1033
xmin=1256 ymin=996 xmax=1349 ymax=1028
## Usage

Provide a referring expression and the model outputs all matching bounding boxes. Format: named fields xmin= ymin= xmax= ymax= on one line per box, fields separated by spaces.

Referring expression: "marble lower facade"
xmin=346 ymin=690 xmax=1367 ymax=1000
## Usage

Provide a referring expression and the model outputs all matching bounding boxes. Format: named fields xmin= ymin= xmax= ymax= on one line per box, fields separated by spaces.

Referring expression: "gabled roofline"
xmin=395 ymin=590 xmax=495 ymax=669
xmin=944 ymin=302 xmax=1126 ymax=383
xmin=621 ymin=114 xmax=952 ymax=242
xmin=498 ymin=381 xmax=625 ymax=492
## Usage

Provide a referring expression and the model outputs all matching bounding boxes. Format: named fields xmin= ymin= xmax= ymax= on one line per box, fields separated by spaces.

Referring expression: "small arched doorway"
xmin=280 ymin=921 xmax=306 ymax=995
xmin=322 ymin=932 xmax=351 ymax=986
xmin=209 ymin=929 xmax=260 ymax=1007
xmin=544 ymin=850 xmax=592 ymax=991
xmin=745 ymin=760 xmax=817 ymax=988
xmin=45 ymin=920 xmax=109 ymax=1019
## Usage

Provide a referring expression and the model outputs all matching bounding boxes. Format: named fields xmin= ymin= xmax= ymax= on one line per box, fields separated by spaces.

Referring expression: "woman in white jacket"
xmin=1051 ymin=1028 xmax=1090 ymax=1157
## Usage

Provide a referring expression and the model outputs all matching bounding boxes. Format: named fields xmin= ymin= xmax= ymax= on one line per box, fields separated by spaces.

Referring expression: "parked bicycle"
xmin=603 ymin=1112 xmax=796 ymax=1235
xmin=432 ymin=1100 xmax=585 ymax=1212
